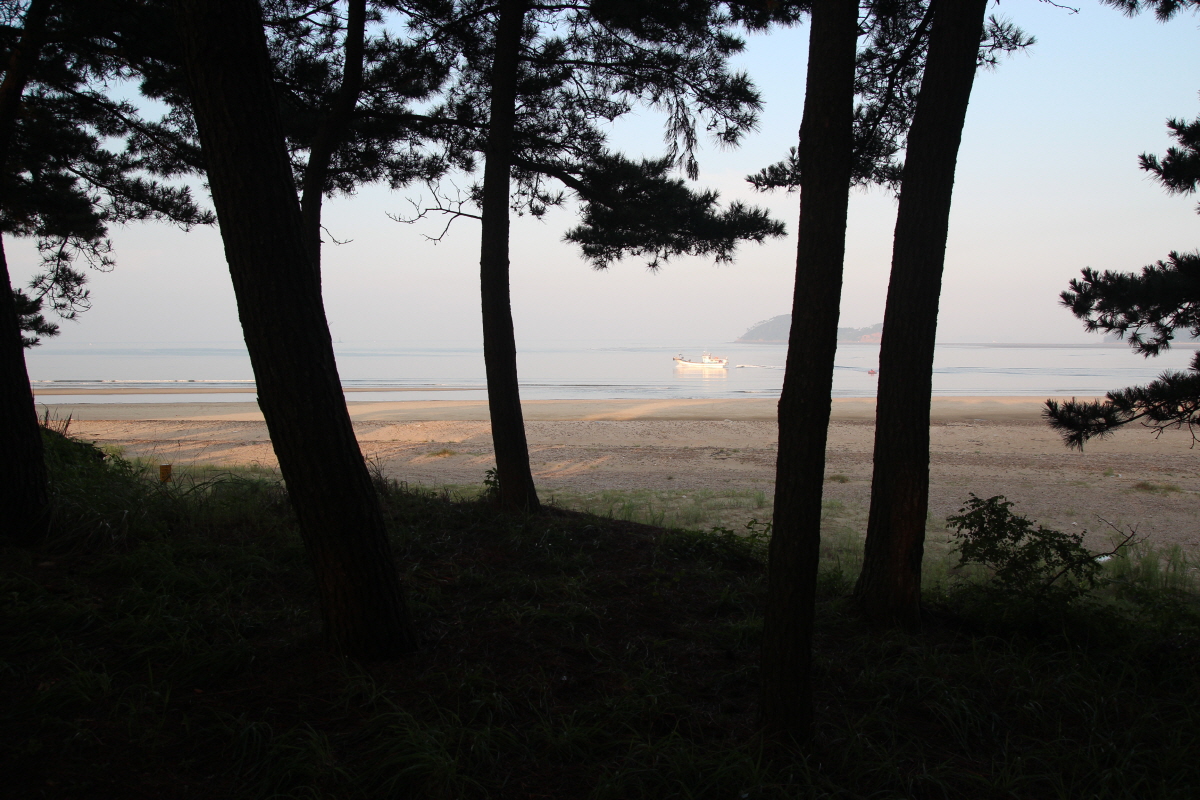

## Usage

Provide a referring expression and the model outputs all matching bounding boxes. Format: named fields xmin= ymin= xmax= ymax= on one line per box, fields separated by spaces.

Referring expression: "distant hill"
xmin=736 ymin=315 xmax=883 ymax=344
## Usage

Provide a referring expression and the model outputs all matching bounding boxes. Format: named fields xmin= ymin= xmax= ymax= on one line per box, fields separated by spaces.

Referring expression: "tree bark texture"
xmin=0 ymin=236 xmax=48 ymax=543
xmin=299 ymin=0 xmax=367 ymax=275
xmin=0 ymin=0 xmax=53 ymax=544
xmin=854 ymin=0 xmax=989 ymax=630
xmin=173 ymin=0 xmax=417 ymax=659
xmin=760 ymin=0 xmax=858 ymax=738
xmin=479 ymin=0 xmax=540 ymax=513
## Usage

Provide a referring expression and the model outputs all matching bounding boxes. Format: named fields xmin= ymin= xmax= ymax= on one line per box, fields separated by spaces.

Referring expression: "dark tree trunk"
xmin=298 ymin=0 xmax=366 ymax=274
xmin=759 ymin=0 xmax=858 ymax=738
xmin=854 ymin=0 xmax=989 ymax=630
xmin=173 ymin=0 xmax=417 ymax=659
xmin=0 ymin=236 xmax=48 ymax=543
xmin=0 ymin=0 xmax=53 ymax=544
xmin=479 ymin=0 xmax=540 ymax=513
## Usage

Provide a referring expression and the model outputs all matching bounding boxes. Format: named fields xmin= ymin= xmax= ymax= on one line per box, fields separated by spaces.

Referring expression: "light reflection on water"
xmin=24 ymin=341 xmax=1200 ymax=401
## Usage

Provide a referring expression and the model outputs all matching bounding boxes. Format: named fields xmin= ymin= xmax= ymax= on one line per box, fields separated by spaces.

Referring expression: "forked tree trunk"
xmin=173 ymin=0 xmax=417 ymax=659
xmin=479 ymin=0 xmax=540 ymax=513
xmin=854 ymin=0 xmax=989 ymax=630
xmin=0 ymin=0 xmax=53 ymax=544
xmin=760 ymin=0 xmax=858 ymax=738
xmin=298 ymin=0 xmax=366 ymax=275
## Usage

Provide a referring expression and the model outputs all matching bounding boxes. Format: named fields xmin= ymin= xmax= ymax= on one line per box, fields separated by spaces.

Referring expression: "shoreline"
xmin=31 ymin=385 xmax=484 ymax=395
xmin=34 ymin=396 xmax=1093 ymax=423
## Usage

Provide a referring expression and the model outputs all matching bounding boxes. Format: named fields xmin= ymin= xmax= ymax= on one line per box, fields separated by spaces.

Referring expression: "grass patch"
xmin=543 ymin=487 xmax=773 ymax=532
xmin=141 ymin=460 xmax=285 ymax=490
xmin=4 ymin=432 xmax=1200 ymax=798
xmin=1132 ymin=480 xmax=1183 ymax=494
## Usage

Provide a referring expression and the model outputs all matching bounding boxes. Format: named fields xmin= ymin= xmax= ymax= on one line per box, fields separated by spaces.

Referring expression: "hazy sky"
xmin=16 ymin=2 xmax=1200 ymax=355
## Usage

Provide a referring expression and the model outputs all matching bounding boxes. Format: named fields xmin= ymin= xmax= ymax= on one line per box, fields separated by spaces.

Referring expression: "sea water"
xmin=23 ymin=341 xmax=1200 ymax=403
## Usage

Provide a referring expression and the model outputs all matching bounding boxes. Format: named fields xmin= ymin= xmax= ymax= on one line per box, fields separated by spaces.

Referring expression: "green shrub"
xmin=946 ymin=494 xmax=1108 ymax=603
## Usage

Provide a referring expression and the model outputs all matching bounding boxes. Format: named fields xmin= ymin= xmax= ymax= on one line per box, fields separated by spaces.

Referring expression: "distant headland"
xmin=736 ymin=315 xmax=883 ymax=344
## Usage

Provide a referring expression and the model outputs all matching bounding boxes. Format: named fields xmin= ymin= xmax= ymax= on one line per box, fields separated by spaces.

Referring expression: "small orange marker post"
xmin=159 ymin=464 xmax=173 ymax=483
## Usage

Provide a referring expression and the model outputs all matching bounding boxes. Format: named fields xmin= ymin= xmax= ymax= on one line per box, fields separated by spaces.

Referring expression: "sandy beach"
xmin=39 ymin=395 xmax=1200 ymax=555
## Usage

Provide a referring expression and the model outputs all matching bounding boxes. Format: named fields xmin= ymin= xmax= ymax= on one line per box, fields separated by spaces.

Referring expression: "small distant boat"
xmin=868 ymin=369 xmax=877 ymax=375
xmin=674 ymin=352 xmax=729 ymax=368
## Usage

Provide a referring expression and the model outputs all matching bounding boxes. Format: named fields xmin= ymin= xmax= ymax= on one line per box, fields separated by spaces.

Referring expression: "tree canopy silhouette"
xmin=0 ymin=0 xmax=212 ymax=543
xmin=747 ymin=3 xmax=1031 ymax=193
xmin=126 ymin=0 xmax=455 ymax=275
xmin=1045 ymin=0 xmax=1200 ymax=448
xmin=265 ymin=0 xmax=453 ymax=272
xmin=1045 ymin=108 xmax=1200 ymax=448
xmin=405 ymin=0 xmax=790 ymax=511
xmin=15 ymin=289 xmax=55 ymax=346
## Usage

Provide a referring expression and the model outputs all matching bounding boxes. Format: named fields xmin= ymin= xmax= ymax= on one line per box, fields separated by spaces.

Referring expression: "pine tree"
xmin=263 ymin=0 xmax=452 ymax=274
xmin=1044 ymin=0 xmax=1200 ymax=447
xmin=747 ymin=2 xmax=1030 ymax=194
xmin=852 ymin=0 xmax=992 ymax=631
xmin=127 ymin=1 xmax=454 ymax=277
xmin=1101 ymin=1 xmax=1200 ymax=20
xmin=0 ymin=0 xmax=52 ymax=545
xmin=758 ymin=0 xmax=858 ymax=739
xmin=406 ymin=0 xmax=791 ymax=512
xmin=0 ymin=0 xmax=211 ymax=544
xmin=1045 ymin=108 xmax=1200 ymax=447
xmin=171 ymin=0 xmax=419 ymax=659
xmin=754 ymin=0 xmax=945 ymax=736
xmin=14 ymin=289 xmax=55 ymax=346
xmin=748 ymin=2 xmax=1032 ymax=730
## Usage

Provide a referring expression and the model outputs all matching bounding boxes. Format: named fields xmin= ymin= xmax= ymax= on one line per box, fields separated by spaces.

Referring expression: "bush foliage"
xmin=946 ymin=494 xmax=1108 ymax=601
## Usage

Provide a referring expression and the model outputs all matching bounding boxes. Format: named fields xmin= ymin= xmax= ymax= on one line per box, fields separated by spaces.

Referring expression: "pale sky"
xmin=16 ymin=1 xmax=1200 ymax=355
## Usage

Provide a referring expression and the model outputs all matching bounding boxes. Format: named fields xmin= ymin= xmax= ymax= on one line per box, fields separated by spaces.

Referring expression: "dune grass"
xmin=3 ymin=430 xmax=1199 ymax=798
xmin=1131 ymin=480 xmax=1183 ymax=494
xmin=543 ymin=486 xmax=771 ymax=532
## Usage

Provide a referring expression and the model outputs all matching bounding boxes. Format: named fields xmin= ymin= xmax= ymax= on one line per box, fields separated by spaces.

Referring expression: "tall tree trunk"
xmin=759 ymin=0 xmax=858 ymax=738
xmin=299 ymin=0 xmax=367 ymax=274
xmin=854 ymin=0 xmax=988 ymax=630
xmin=0 ymin=235 xmax=47 ymax=543
xmin=173 ymin=0 xmax=418 ymax=659
xmin=0 ymin=0 xmax=53 ymax=544
xmin=479 ymin=0 xmax=540 ymax=513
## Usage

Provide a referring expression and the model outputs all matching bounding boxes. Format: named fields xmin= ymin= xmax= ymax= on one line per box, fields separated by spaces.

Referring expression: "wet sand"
xmin=38 ymin=395 xmax=1071 ymax=422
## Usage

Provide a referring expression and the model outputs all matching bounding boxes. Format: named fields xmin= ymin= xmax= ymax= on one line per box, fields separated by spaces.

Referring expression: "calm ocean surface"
xmin=25 ymin=341 xmax=1200 ymax=403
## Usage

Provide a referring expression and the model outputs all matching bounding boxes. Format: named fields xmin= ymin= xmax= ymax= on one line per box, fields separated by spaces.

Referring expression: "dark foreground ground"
xmin=3 ymin=432 xmax=1199 ymax=799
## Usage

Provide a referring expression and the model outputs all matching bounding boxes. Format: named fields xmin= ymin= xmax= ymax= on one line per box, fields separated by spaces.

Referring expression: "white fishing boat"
xmin=673 ymin=352 xmax=729 ymax=368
